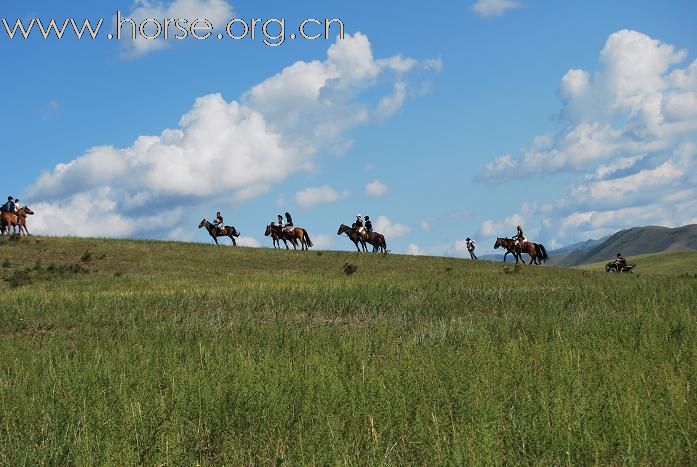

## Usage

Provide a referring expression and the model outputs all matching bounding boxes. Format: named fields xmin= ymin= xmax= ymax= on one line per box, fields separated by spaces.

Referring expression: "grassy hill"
xmin=558 ymin=224 xmax=697 ymax=266
xmin=577 ymin=250 xmax=697 ymax=275
xmin=0 ymin=236 xmax=695 ymax=464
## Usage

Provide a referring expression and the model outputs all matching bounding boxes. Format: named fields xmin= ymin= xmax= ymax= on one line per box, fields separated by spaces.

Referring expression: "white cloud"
xmin=407 ymin=243 xmax=425 ymax=256
xmin=365 ymin=180 xmax=389 ymax=198
xmin=295 ymin=185 xmax=350 ymax=208
xmin=26 ymin=33 xmax=438 ymax=238
xmin=482 ymin=30 xmax=697 ymax=180
xmin=236 ymin=236 xmax=261 ymax=248
xmin=121 ymin=0 xmax=235 ymax=57
xmin=472 ymin=0 xmax=523 ymax=17
xmin=374 ymin=215 xmax=410 ymax=238
xmin=311 ymin=234 xmax=334 ymax=250
xmin=419 ymin=221 xmax=431 ymax=231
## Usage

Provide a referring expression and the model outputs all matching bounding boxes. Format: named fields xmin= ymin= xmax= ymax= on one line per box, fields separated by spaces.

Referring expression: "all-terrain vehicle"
xmin=605 ymin=262 xmax=635 ymax=273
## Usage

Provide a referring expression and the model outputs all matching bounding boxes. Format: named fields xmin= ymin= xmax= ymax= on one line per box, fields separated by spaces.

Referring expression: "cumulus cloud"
xmin=121 ymin=0 xmax=235 ymax=57
xmin=406 ymin=243 xmax=425 ymax=256
xmin=364 ymin=180 xmax=389 ymax=198
xmin=26 ymin=33 xmax=438 ymax=238
xmin=472 ymin=0 xmax=523 ymax=17
xmin=479 ymin=30 xmax=697 ymax=246
xmin=295 ymin=185 xmax=350 ymax=208
xmin=374 ymin=215 xmax=410 ymax=238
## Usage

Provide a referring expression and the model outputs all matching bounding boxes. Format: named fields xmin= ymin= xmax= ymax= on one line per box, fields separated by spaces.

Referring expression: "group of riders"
xmin=0 ymin=196 xmax=33 ymax=236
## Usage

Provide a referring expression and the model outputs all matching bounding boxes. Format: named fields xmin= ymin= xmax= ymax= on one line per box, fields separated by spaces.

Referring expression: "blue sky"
xmin=1 ymin=0 xmax=696 ymax=255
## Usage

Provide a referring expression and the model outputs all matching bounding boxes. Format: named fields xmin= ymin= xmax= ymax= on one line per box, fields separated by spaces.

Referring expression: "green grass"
xmin=578 ymin=250 xmax=697 ymax=276
xmin=0 ymin=236 xmax=696 ymax=464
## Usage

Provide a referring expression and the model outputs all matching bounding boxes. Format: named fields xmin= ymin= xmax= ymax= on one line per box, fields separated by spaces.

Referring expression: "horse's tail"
xmin=537 ymin=243 xmax=549 ymax=262
xmin=303 ymin=229 xmax=313 ymax=248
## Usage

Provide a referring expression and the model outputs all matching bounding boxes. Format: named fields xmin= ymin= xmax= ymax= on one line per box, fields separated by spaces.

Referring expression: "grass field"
xmin=0 ymin=236 xmax=695 ymax=464
xmin=578 ymin=250 xmax=697 ymax=276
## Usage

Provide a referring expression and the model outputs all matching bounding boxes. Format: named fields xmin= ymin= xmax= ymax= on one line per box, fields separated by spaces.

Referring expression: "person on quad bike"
xmin=614 ymin=253 xmax=627 ymax=270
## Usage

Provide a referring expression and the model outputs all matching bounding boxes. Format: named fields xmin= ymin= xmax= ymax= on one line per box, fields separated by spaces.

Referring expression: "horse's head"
xmin=337 ymin=224 xmax=349 ymax=236
xmin=198 ymin=219 xmax=208 ymax=229
xmin=494 ymin=237 xmax=504 ymax=249
xmin=22 ymin=207 xmax=34 ymax=216
xmin=264 ymin=224 xmax=272 ymax=236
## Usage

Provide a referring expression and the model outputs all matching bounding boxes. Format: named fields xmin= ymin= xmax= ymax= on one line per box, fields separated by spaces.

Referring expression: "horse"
xmin=265 ymin=224 xmax=313 ymax=251
xmin=198 ymin=219 xmax=240 ymax=246
xmin=1 ymin=207 xmax=34 ymax=236
xmin=494 ymin=237 xmax=547 ymax=265
xmin=265 ymin=224 xmax=288 ymax=249
xmin=337 ymin=224 xmax=368 ymax=252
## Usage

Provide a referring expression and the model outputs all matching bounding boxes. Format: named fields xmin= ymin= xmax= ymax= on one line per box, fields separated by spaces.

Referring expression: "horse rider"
xmin=285 ymin=212 xmax=294 ymax=232
xmin=466 ymin=237 xmax=478 ymax=260
xmin=365 ymin=216 xmax=373 ymax=233
xmin=614 ymin=252 xmax=627 ymax=269
xmin=514 ymin=225 xmax=527 ymax=248
xmin=213 ymin=211 xmax=224 ymax=232
xmin=1 ymin=196 xmax=15 ymax=213
xmin=277 ymin=214 xmax=284 ymax=230
xmin=355 ymin=214 xmax=365 ymax=233
xmin=14 ymin=198 xmax=21 ymax=213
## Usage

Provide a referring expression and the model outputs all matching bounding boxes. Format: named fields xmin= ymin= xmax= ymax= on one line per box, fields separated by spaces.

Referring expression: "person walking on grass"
xmin=466 ymin=237 xmax=478 ymax=260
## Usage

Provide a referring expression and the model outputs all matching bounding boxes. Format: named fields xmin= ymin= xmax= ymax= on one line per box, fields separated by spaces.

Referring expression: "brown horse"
xmin=1 ymin=207 xmax=34 ymax=236
xmin=265 ymin=224 xmax=313 ymax=251
xmin=368 ymin=232 xmax=388 ymax=253
xmin=494 ymin=237 xmax=548 ymax=265
xmin=338 ymin=224 xmax=368 ymax=252
xmin=198 ymin=219 xmax=240 ymax=246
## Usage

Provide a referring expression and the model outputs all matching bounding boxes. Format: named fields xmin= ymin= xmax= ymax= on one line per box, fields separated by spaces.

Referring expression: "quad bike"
xmin=605 ymin=262 xmax=635 ymax=273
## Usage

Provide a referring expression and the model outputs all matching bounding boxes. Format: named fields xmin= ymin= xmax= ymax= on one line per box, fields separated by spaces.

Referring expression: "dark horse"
xmin=1 ymin=207 xmax=35 ymax=236
xmin=494 ymin=237 xmax=548 ymax=265
xmin=199 ymin=219 xmax=240 ymax=246
xmin=265 ymin=224 xmax=313 ymax=251
xmin=337 ymin=224 xmax=368 ymax=252
xmin=337 ymin=224 xmax=388 ymax=253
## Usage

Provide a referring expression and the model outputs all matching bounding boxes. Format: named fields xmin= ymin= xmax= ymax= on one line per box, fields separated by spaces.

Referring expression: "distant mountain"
xmin=557 ymin=225 xmax=697 ymax=267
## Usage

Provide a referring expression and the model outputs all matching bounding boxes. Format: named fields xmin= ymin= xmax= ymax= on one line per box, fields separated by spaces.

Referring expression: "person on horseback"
xmin=1 ymin=196 xmax=14 ymax=213
xmin=365 ymin=216 xmax=373 ymax=233
xmin=277 ymin=214 xmax=284 ymax=229
xmin=355 ymin=214 xmax=365 ymax=233
xmin=14 ymin=199 xmax=21 ymax=213
xmin=514 ymin=225 xmax=527 ymax=247
xmin=213 ymin=211 xmax=224 ymax=232
xmin=284 ymin=212 xmax=294 ymax=232
xmin=466 ymin=237 xmax=478 ymax=260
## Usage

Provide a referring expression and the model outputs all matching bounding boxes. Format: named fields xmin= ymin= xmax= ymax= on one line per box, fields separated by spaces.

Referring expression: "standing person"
xmin=466 ymin=237 xmax=478 ymax=260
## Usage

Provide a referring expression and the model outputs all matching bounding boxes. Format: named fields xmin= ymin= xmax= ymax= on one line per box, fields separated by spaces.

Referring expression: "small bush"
xmin=6 ymin=269 xmax=33 ymax=289
xmin=80 ymin=250 xmax=93 ymax=263
xmin=343 ymin=263 xmax=358 ymax=276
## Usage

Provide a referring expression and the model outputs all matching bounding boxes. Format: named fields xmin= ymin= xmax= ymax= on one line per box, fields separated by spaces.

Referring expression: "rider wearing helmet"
xmin=365 ymin=216 xmax=373 ymax=233
xmin=355 ymin=214 xmax=365 ymax=235
xmin=285 ymin=212 xmax=294 ymax=232
xmin=615 ymin=253 xmax=627 ymax=269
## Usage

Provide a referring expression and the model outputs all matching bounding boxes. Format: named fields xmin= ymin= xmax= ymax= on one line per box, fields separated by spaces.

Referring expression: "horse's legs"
xmin=213 ymin=235 xmax=219 ymax=245
xmin=503 ymin=251 xmax=508 ymax=262
xmin=353 ymin=241 xmax=361 ymax=252
xmin=230 ymin=235 xmax=236 ymax=246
